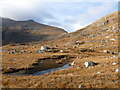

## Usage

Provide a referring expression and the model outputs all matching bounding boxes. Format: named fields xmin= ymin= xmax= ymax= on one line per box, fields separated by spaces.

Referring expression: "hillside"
xmin=1 ymin=11 xmax=119 ymax=88
xmin=2 ymin=18 xmax=67 ymax=45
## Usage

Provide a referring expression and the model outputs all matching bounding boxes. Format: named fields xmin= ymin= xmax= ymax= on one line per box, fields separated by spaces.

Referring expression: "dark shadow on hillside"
xmin=2 ymin=30 xmax=49 ymax=46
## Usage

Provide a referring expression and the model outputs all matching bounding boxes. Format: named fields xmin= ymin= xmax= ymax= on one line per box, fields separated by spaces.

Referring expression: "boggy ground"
xmin=1 ymin=39 xmax=119 ymax=88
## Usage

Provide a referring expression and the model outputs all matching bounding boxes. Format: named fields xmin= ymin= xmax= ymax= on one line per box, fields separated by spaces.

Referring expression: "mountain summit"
xmin=2 ymin=18 xmax=67 ymax=45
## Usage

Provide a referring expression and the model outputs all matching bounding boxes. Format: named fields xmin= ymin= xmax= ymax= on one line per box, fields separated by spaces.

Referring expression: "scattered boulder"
xmin=112 ymin=55 xmax=116 ymax=58
xmin=115 ymin=69 xmax=119 ymax=72
xmin=110 ymin=38 xmax=116 ymax=41
xmin=106 ymin=36 xmax=110 ymax=38
xmin=60 ymin=50 xmax=64 ymax=53
xmin=32 ymin=46 xmax=35 ymax=48
xmin=40 ymin=46 xmax=55 ymax=51
xmin=7 ymin=52 xmax=14 ymax=54
xmin=78 ymin=85 xmax=84 ymax=88
xmin=73 ymin=46 xmax=77 ymax=48
xmin=70 ymin=62 xmax=76 ymax=66
xmin=77 ymin=67 xmax=81 ymax=69
xmin=103 ymin=50 xmax=109 ymax=53
xmin=7 ymin=49 xmax=20 ymax=54
xmin=84 ymin=61 xmax=97 ymax=68
xmin=97 ymin=72 xmax=101 ymax=74
xmin=103 ymin=50 xmax=115 ymax=55
xmin=109 ymin=52 xmax=115 ymax=55
xmin=112 ymin=63 xmax=117 ymax=65
xmin=75 ymin=41 xmax=85 ymax=45
xmin=40 ymin=46 xmax=48 ymax=51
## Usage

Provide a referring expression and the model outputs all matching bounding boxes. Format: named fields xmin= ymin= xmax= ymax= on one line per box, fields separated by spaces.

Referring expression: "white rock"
xmin=110 ymin=38 xmax=115 ymax=41
xmin=106 ymin=36 xmax=110 ymax=38
xmin=60 ymin=50 xmax=64 ymax=53
xmin=40 ymin=46 xmax=47 ymax=51
xmin=112 ymin=63 xmax=117 ymax=65
xmin=115 ymin=69 xmax=119 ymax=72
xmin=84 ymin=61 xmax=96 ymax=68
xmin=78 ymin=85 xmax=84 ymax=88
xmin=112 ymin=55 xmax=116 ymax=58
xmin=97 ymin=72 xmax=101 ymax=74
xmin=32 ymin=46 xmax=35 ymax=48
xmin=71 ymin=62 xmax=76 ymax=66
xmin=103 ymin=50 xmax=108 ymax=53
xmin=67 ymin=73 xmax=73 ymax=75
xmin=65 ymin=48 xmax=68 ymax=49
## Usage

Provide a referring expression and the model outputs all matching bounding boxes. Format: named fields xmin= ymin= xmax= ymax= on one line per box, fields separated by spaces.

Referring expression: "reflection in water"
xmin=33 ymin=64 xmax=71 ymax=75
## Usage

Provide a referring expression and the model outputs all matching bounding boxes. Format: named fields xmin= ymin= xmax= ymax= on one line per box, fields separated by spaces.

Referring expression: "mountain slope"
xmin=2 ymin=18 xmax=67 ymax=45
xmin=54 ymin=11 xmax=118 ymax=52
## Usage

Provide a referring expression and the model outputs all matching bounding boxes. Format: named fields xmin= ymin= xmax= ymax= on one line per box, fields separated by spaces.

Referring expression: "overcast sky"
xmin=0 ymin=0 xmax=119 ymax=32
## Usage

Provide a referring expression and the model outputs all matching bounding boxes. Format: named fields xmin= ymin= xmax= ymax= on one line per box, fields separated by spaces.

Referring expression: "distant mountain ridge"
xmin=1 ymin=17 xmax=67 ymax=45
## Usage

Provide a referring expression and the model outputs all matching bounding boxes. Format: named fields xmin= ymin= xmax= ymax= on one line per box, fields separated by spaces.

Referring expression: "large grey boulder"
xmin=40 ymin=46 xmax=48 ymax=51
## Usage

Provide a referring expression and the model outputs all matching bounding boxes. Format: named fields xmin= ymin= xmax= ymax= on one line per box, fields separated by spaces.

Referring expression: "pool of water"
xmin=8 ymin=64 xmax=72 ymax=76
xmin=0 ymin=49 xmax=9 ymax=52
xmin=32 ymin=64 xmax=72 ymax=75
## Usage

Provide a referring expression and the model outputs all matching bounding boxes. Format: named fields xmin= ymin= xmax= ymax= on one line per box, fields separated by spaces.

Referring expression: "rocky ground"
xmin=1 ymin=11 xmax=120 ymax=88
